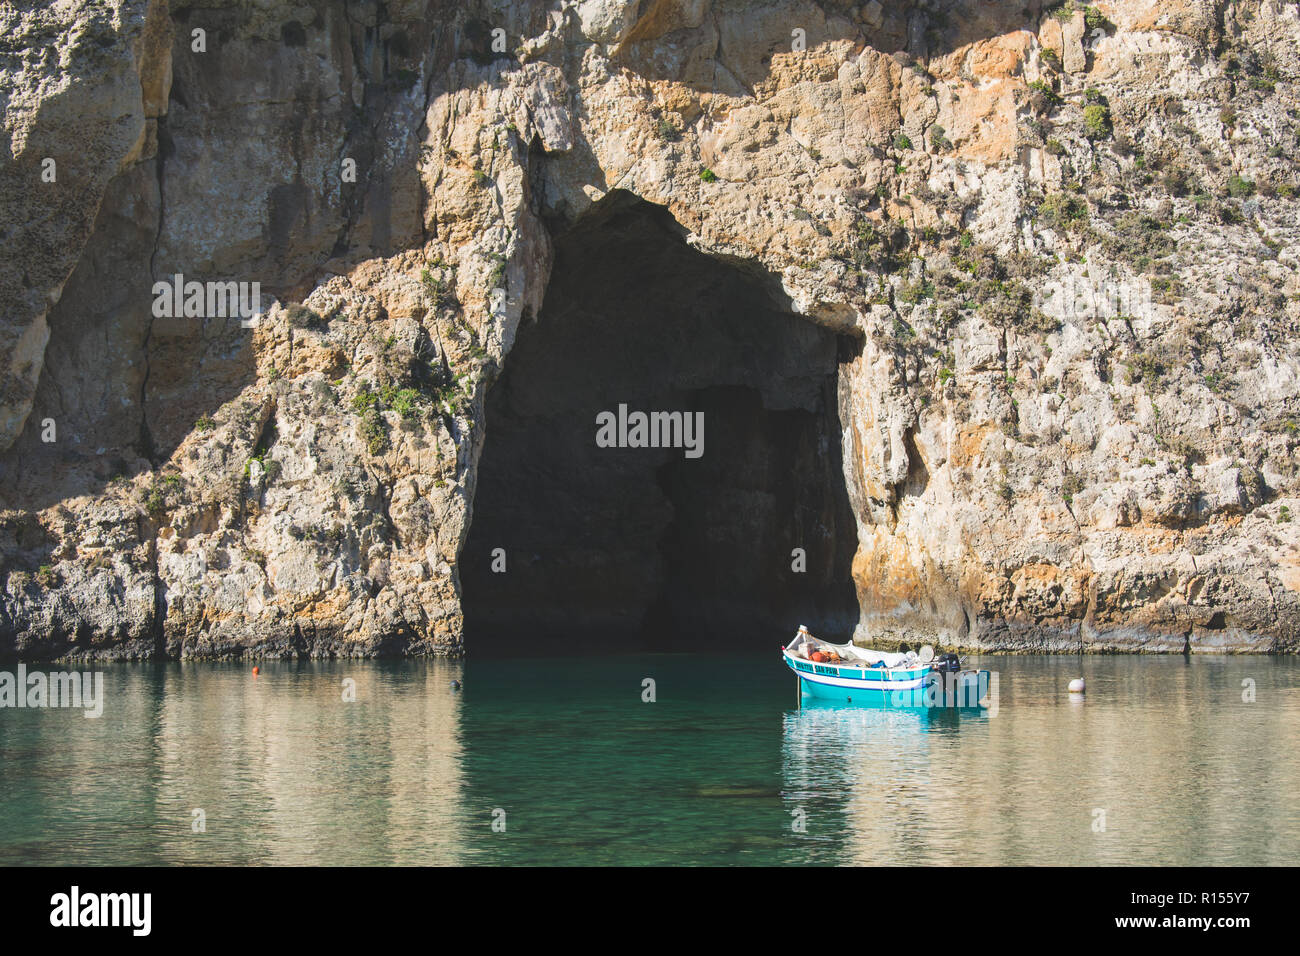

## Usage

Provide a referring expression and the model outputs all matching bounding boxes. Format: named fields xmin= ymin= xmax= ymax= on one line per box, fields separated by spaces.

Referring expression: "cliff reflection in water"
xmin=0 ymin=654 xmax=1297 ymax=865
xmin=0 ymin=661 xmax=469 ymax=865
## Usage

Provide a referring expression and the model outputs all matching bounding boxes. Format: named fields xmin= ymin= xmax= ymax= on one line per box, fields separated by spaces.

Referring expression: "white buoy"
xmin=1068 ymin=678 xmax=1086 ymax=694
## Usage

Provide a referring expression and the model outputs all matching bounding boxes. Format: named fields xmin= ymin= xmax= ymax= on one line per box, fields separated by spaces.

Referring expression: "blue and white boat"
xmin=782 ymin=625 xmax=990 ymax=708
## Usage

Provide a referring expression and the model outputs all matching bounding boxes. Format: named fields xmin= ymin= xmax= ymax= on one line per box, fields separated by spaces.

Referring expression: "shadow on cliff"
xmin=0 ymin=1 xmax=481 ymax=519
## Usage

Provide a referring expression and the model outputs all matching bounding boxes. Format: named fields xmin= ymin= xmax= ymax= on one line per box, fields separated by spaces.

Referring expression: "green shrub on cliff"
xmin=1062 ymin=473 xmax=1085 ymax=504
xmin=1227 ymin=175 xmax=1255 ymax=198
xmin=487 ymin=254 xmax=507 ymax=291
xmin=656 ymin=117 xmax=682 ymax=142
xmin=1048 ymin=1 xmax=1077 ymax=22
xmin=1028 ymin=79 xmax=1061 ymax=109
xmin=360 ymin=408 xmax=388 ymax=455
xmin=382 ymin=385 xmax=423 ymax=419
xmin=1161 ymin=166 xmax=1193 ymax=196
xmin=421 ymin=267 xmax=459 ymax=312
xmin=285 ymin=304 xmax=323 ymax=329
xmin=1124 ymin=350 xmax=1166 ymax=384
xmin=1038 ymin=191 xmax=1089 ymax=229
xmin=244 ymin=454 xmax=280 ymax=483
xmin=1083 ymin=103 xmax=1112 ymax=140
xmin=350 ymin=383 xmax=379 ymax=415
xmin=1157 ymin=433 xmax=1200 ymax=472
xmin=1101 ymin=212 xmax=1175 ymax=268
xmin=897 ymin=278 xmax=935 ymax=304
xmin=1084 ymin=6 xmax=1112 ymax=31
xmin=977 ymin=279 xmax=1037 ymax=329
xmin=144 ymin=486 xmax=167 ymax=517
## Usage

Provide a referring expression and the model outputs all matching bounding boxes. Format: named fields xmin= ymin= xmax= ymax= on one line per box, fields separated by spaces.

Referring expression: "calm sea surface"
xmin=0 ymin=654 xmax=1296 ymax=865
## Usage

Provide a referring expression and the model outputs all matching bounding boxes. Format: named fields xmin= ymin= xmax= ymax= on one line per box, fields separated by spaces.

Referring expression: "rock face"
xmin=1 ymin=0 xmax=1298 ymax=658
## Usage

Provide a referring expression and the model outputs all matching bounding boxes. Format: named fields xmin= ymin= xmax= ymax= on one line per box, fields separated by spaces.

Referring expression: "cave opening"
xmin=461 ymin=195 xmax=860 ymax=655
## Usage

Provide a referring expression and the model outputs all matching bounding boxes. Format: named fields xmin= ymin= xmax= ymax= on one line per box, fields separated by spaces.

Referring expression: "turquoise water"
xmin=0 ymin=654 xmax=1296 ymax=865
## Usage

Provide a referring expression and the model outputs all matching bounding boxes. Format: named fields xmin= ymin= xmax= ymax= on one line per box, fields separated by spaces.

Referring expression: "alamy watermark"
xmin=595 ymin=403 xmax=704 ymax=459
xmin=49 ymin=886 xmax=150 ymax=936
xmin=884 ymin=670 xmax=1000 ymax=714
xmin=0 ymin=665 xmax=104 ymax=717
xmin=1034 ymin=272 xmax=1153 ymax=323
xmin=151 ymin=273 xmax=263 ymax=328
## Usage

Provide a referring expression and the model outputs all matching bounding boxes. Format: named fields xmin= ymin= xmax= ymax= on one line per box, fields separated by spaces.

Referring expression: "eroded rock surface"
xmin=2 ymin=0 xmax=1298 ymax=658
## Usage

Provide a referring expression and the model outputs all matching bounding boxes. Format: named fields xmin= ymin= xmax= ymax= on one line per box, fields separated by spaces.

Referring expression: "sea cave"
xmin=461 ymin=195 xmax=861 ymax=654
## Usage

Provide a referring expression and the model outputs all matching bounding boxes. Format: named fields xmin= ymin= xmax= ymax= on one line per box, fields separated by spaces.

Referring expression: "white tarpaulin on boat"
xmin=785 ymin=628 xmax=917 ymax=668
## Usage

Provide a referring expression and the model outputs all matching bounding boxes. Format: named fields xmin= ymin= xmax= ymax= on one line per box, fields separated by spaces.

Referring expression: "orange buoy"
xmin=252 ymin=666 xmax=260 ymax=676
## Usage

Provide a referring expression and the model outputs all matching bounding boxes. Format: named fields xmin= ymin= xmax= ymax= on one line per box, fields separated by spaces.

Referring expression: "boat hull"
xmin=784 ymin=652 xmax=990 ymax=709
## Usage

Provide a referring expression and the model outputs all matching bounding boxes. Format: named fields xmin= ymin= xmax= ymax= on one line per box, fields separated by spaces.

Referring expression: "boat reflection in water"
xmin=779 ymin=678 xmax=996 ymax=864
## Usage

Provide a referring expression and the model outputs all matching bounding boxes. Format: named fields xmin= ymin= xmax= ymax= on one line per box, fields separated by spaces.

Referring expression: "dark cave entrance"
xmin=461 ymin=195 xmax=860 ymax=654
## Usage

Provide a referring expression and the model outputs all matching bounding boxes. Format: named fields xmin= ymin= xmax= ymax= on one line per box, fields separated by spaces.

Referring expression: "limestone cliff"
xmin=2 ymin=0 xmax=1298 ymax=658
